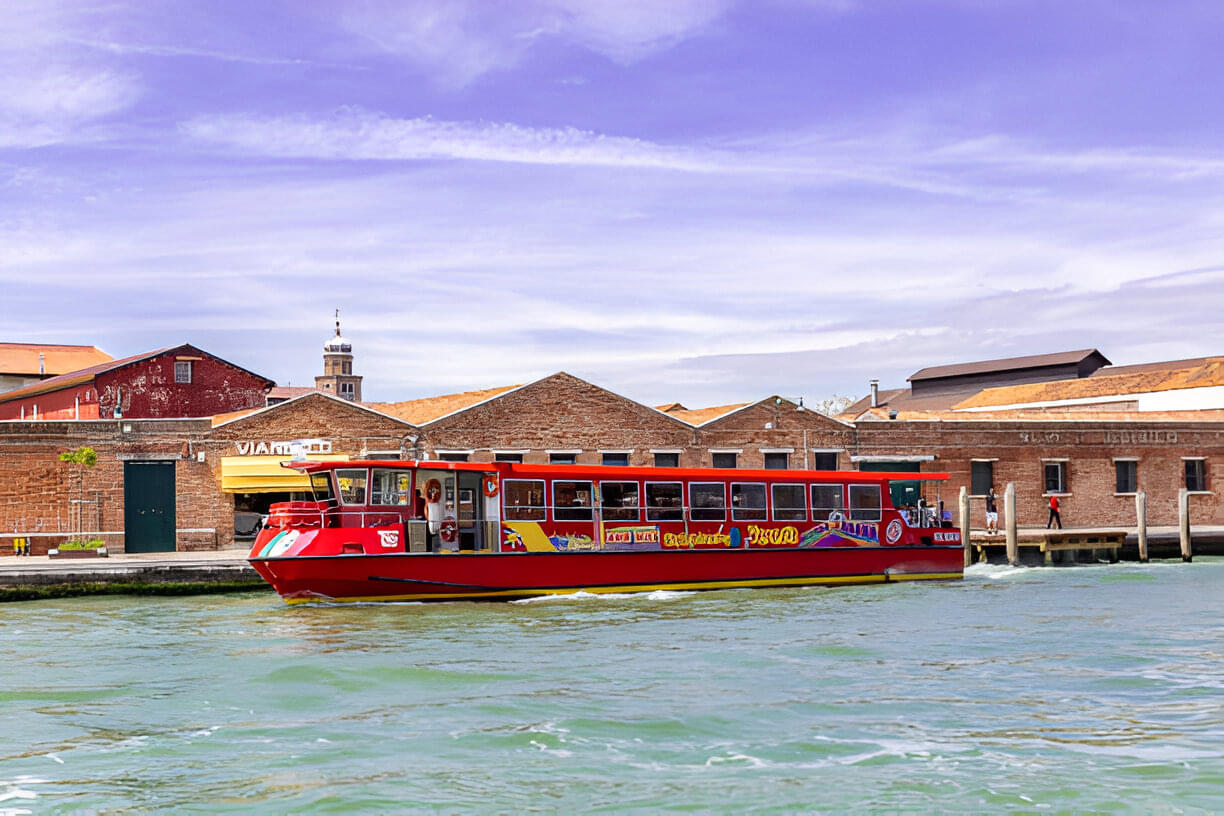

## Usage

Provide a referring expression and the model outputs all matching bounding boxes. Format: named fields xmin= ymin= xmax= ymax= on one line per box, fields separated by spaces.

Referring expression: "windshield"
xmin=310 ymin=472 xmax=336 ymax=503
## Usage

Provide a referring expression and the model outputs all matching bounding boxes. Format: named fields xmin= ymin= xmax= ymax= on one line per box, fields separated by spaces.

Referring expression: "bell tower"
xmin=315 ymin=309 xmax=363 ymax=401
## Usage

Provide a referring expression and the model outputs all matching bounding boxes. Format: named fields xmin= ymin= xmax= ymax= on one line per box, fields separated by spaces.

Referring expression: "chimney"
xmin=870 ymin=379 xmax=879 ymax=408
xmin=39 ymin=353 xmax=45 ymax=376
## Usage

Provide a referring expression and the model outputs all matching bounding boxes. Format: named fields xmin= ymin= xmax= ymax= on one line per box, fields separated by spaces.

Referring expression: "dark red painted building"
xmin=0 ymin=344 xmax=274 ymax=421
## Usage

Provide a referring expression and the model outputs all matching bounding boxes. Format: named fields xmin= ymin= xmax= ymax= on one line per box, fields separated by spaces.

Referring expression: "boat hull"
xmin=250 ymin=545 xmax=963 ymax=603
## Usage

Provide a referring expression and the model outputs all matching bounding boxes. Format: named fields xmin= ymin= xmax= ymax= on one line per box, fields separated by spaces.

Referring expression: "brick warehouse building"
xmin=0 ymin=347 xmax=1220 ymax=554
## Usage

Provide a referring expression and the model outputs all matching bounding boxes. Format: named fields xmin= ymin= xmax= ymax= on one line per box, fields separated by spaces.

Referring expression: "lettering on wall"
xmin=235 ymin=439 xmax=333 ymax=456
xmin=1102 ymin=430 xmax=1177 ymax=445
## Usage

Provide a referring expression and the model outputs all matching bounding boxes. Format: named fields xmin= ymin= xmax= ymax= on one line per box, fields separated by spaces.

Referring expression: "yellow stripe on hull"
xmin=281 ymin=571 xmax=963 ymax=605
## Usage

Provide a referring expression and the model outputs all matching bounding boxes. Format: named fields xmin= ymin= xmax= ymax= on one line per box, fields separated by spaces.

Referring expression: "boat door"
xmin=456 ymin=470 xmax=497 ymax=552
xmin=417 ymin=468 xmax=458 ymax=552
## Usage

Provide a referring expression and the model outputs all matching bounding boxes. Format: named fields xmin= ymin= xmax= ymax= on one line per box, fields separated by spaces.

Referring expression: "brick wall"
xmin=853 ymin=419 xmax=1224 ymax=527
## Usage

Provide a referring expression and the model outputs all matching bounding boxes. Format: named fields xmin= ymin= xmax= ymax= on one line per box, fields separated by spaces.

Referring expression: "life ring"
xmin=827 ymin=510 xmax=845 ymax=522
xmin=440 ymin=517 xmax=458 ymax=544
xmin=483 ymin=476 xmax=499 ymax=498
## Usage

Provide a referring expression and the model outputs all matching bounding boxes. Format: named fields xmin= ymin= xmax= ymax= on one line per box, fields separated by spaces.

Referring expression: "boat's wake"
xmin=511 ymin=589 xmax=695 ymax=605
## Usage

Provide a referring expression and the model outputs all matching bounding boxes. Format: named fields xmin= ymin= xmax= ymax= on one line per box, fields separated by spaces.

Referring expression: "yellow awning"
xmin=220 ymin=455 xmax=349 ymax=493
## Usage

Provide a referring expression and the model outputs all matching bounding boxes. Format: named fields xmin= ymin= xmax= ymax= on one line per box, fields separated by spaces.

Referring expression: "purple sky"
xmin=3 ymin=1 xmax=1223 ymax=407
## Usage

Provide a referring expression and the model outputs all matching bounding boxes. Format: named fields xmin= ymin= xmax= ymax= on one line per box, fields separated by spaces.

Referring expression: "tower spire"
xmin=335 ymin=308 xmax=341 ymax=337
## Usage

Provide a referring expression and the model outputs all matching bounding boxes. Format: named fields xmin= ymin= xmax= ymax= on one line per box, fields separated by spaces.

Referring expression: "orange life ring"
xmin=483 ymin=476 xmax=499 ymax=498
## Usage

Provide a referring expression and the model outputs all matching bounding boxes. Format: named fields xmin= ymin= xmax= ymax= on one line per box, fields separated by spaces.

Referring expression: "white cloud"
xmin=329 ymin=0 xmax=733 ymax=86
xmin=180 ymin=109 xmax=732 ymax=171
xmin=0 ymin=2 xmax=141 ymax=145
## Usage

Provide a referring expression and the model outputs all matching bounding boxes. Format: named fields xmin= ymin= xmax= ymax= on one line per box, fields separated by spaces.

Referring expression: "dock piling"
xmin=1135 ymin=491 xmax=1148 ymax=563
xmin=1004 ymin=482 xmax=1018 ymax=567
xmin=959 ymin=485 xmax=971 ymax=568
xmin=1178 ymin=487 xmax=1192 ymax=562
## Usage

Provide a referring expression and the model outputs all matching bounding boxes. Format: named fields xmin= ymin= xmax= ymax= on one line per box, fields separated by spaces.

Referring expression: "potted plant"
xmin=48 ymin=537 xmax=109 ymax=558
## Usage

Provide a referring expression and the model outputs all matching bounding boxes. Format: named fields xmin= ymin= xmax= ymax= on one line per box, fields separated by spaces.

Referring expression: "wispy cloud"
xmin=180 ymin=109 xmax=733 ymax=171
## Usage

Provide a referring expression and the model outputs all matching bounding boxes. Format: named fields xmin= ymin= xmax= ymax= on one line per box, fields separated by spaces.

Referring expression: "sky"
xmin=3 ymin=0 xmax=1224 ymax=408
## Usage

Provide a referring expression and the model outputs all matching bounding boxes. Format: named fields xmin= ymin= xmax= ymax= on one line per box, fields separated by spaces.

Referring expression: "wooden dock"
xmin=970 ymin=526 xmax=1224 ymax=566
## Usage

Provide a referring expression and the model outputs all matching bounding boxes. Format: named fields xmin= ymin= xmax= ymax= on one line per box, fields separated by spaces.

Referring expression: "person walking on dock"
xmin=1047 ymin=494 xmax=1062 ymax=529
xmin=985 ymin=487 xmax=999 ymax=536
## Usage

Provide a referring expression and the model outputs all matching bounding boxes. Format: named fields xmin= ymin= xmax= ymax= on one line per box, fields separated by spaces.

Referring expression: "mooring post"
xmin=1004 ymin=482 xmax=1018 ymax=567
xmin=1178 ymin=487 xmax=1192 ymax=562
xmin=959 ymin=485 xmax=972 ymax=568
xmin=1135 ymin=491 xmax=1148 ymax=563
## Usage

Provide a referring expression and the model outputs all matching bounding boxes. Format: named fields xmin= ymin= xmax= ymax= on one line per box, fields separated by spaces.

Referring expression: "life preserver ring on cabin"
xmin=483 ymin=476 xmax=499 ymax=498
xmin=827 ymin=510 xmax=845 ymax=522
xmin=439 ymin=517 xmax=458 ymax=544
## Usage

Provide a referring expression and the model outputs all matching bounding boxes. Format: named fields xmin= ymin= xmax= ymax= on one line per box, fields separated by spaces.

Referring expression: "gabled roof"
xmin=954 ymin=357 xmax=1224 ymax=410
xmin=0 ymin=343 xmax=274 ymax=404
xmin=0 ymin=343 xmax=112 ymax=376
xmin=909 ymin=349 xmax=1108 ymax=382
xmin=367 ymin=384 xmax=522 ymax=425
xmin=212 ymin=389 xmax=418 ymax=428
xmin=654 ymin=402 xmax=688 ymax=413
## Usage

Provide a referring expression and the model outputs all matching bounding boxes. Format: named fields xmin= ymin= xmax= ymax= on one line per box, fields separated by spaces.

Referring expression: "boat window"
xmin=370 ymin=469 xmax=413 ymax=506
xmin=309 ymin=472 xmax=335 ymax=504
xmin=645 ymin=482 xmax=683 ymax=521
xmin=731 ymin=483 xmax=766 ymax=521
xmin=689 ymin=482 xmax=726 ymax=521
xmin=600 ymin=481 xmax=640 ymax=521
xmin=335 ymin=468 xmax=368 ymax=505
xmin=771 ymin=483 xmax=806 ymax=521
xmin=553 ymin=480 xmax=594 ymax=522
xmin=810 ymin=484 xmax=844 ymax=521
xmin=849 ymin=484 xmax=882 ymax=521
xmin=504 ymin=479 xmax=546 ymax=521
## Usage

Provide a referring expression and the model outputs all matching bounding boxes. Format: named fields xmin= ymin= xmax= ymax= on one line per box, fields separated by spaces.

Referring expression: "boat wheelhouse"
xmin=248 ymin=460 xmax=963 ymax=603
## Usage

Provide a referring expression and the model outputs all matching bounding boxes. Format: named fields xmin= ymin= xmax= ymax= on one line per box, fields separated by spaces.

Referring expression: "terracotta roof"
xmin=367 ymin=384 xmax=521 ymax=425
xmin=211 ymin=407 xmax=262 ymax=426
xmin=872 ymin=406 xmax=1224 ymax=423
xmin=954 ymin=357 xmax=1224 ymax=410
xmin=908 ymin=349 xmax=1107 ymax=382
xmin=665 ymin=403 xmax=751 ymax=426
xmin=0 ymin=343 xmax=112 ymax=376
xmin=654 ymin=402 xmax=688 ymax=412
xmin=267 ymin=386 xmax=323 ymax=401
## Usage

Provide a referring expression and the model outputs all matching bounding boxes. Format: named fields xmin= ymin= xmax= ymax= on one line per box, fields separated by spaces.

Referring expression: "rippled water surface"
xmin=2 ymin=559 xmax=1223 ymax=813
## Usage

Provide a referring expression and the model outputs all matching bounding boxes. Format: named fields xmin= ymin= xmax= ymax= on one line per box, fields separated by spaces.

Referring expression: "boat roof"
xmin=286 ymin=459 xmax=950 ymax=482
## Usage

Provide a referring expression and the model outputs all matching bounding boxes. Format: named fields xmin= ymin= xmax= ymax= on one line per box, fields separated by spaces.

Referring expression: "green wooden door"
xmin=858 ymin=461 xmax=921 ymax=509
xmin=124 ymin=461 xmax=176 ymax=553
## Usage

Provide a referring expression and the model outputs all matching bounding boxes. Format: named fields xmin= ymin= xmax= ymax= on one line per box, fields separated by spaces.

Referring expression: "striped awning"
xmin=220 ymin=455 xmax=349 ymax=493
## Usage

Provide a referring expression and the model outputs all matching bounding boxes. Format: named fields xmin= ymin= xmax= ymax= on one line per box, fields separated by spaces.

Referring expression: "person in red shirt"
xmin=1047 ymin=495 xmax=1062 ymax=529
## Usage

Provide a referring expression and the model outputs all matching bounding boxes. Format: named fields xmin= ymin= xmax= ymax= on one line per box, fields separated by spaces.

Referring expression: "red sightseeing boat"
xmin=248 ymin=460 xmax=963 ymax=603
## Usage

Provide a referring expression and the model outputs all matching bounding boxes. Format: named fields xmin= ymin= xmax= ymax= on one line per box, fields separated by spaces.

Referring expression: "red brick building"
xmin=0 ymin=344 xmax=273 ymax=421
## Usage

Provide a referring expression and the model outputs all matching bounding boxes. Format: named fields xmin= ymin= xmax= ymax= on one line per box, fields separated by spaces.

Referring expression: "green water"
xmin=2 ymin=560 xmax=1222 ymax=813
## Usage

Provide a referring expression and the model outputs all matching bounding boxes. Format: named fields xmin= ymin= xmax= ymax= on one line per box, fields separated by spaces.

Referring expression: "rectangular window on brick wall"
xmin=763 ymin=452 xmax=788 ymax=470
xmin=495 ymin=453 xmax=523 ymax=463
xmin=1115 ymin=461 xmax=1137 ymax=494
xmin=438 ymin=453 xmax=469 ymax=462
xmin=811 ymin=452 xmax=837 ymax=470
xmin=601 ymin=452 xmax=629 ymax=466
xmin=1185 ymin=459 xmax=1207 ymax=491
xmin=711 ymin=452 xmax=737 ymax=468
xmin=1043 ymin=462 xmax=1067 ymax=494
xmin=550 ymin=452 xmax=577 ymax=465
xmin=174 ymin=361 xmax=192 ymax=383
xmin=653 ymin=452 xmax=679 ymax=468
xmin=971 ymin=461 xmax=993 ymax=496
